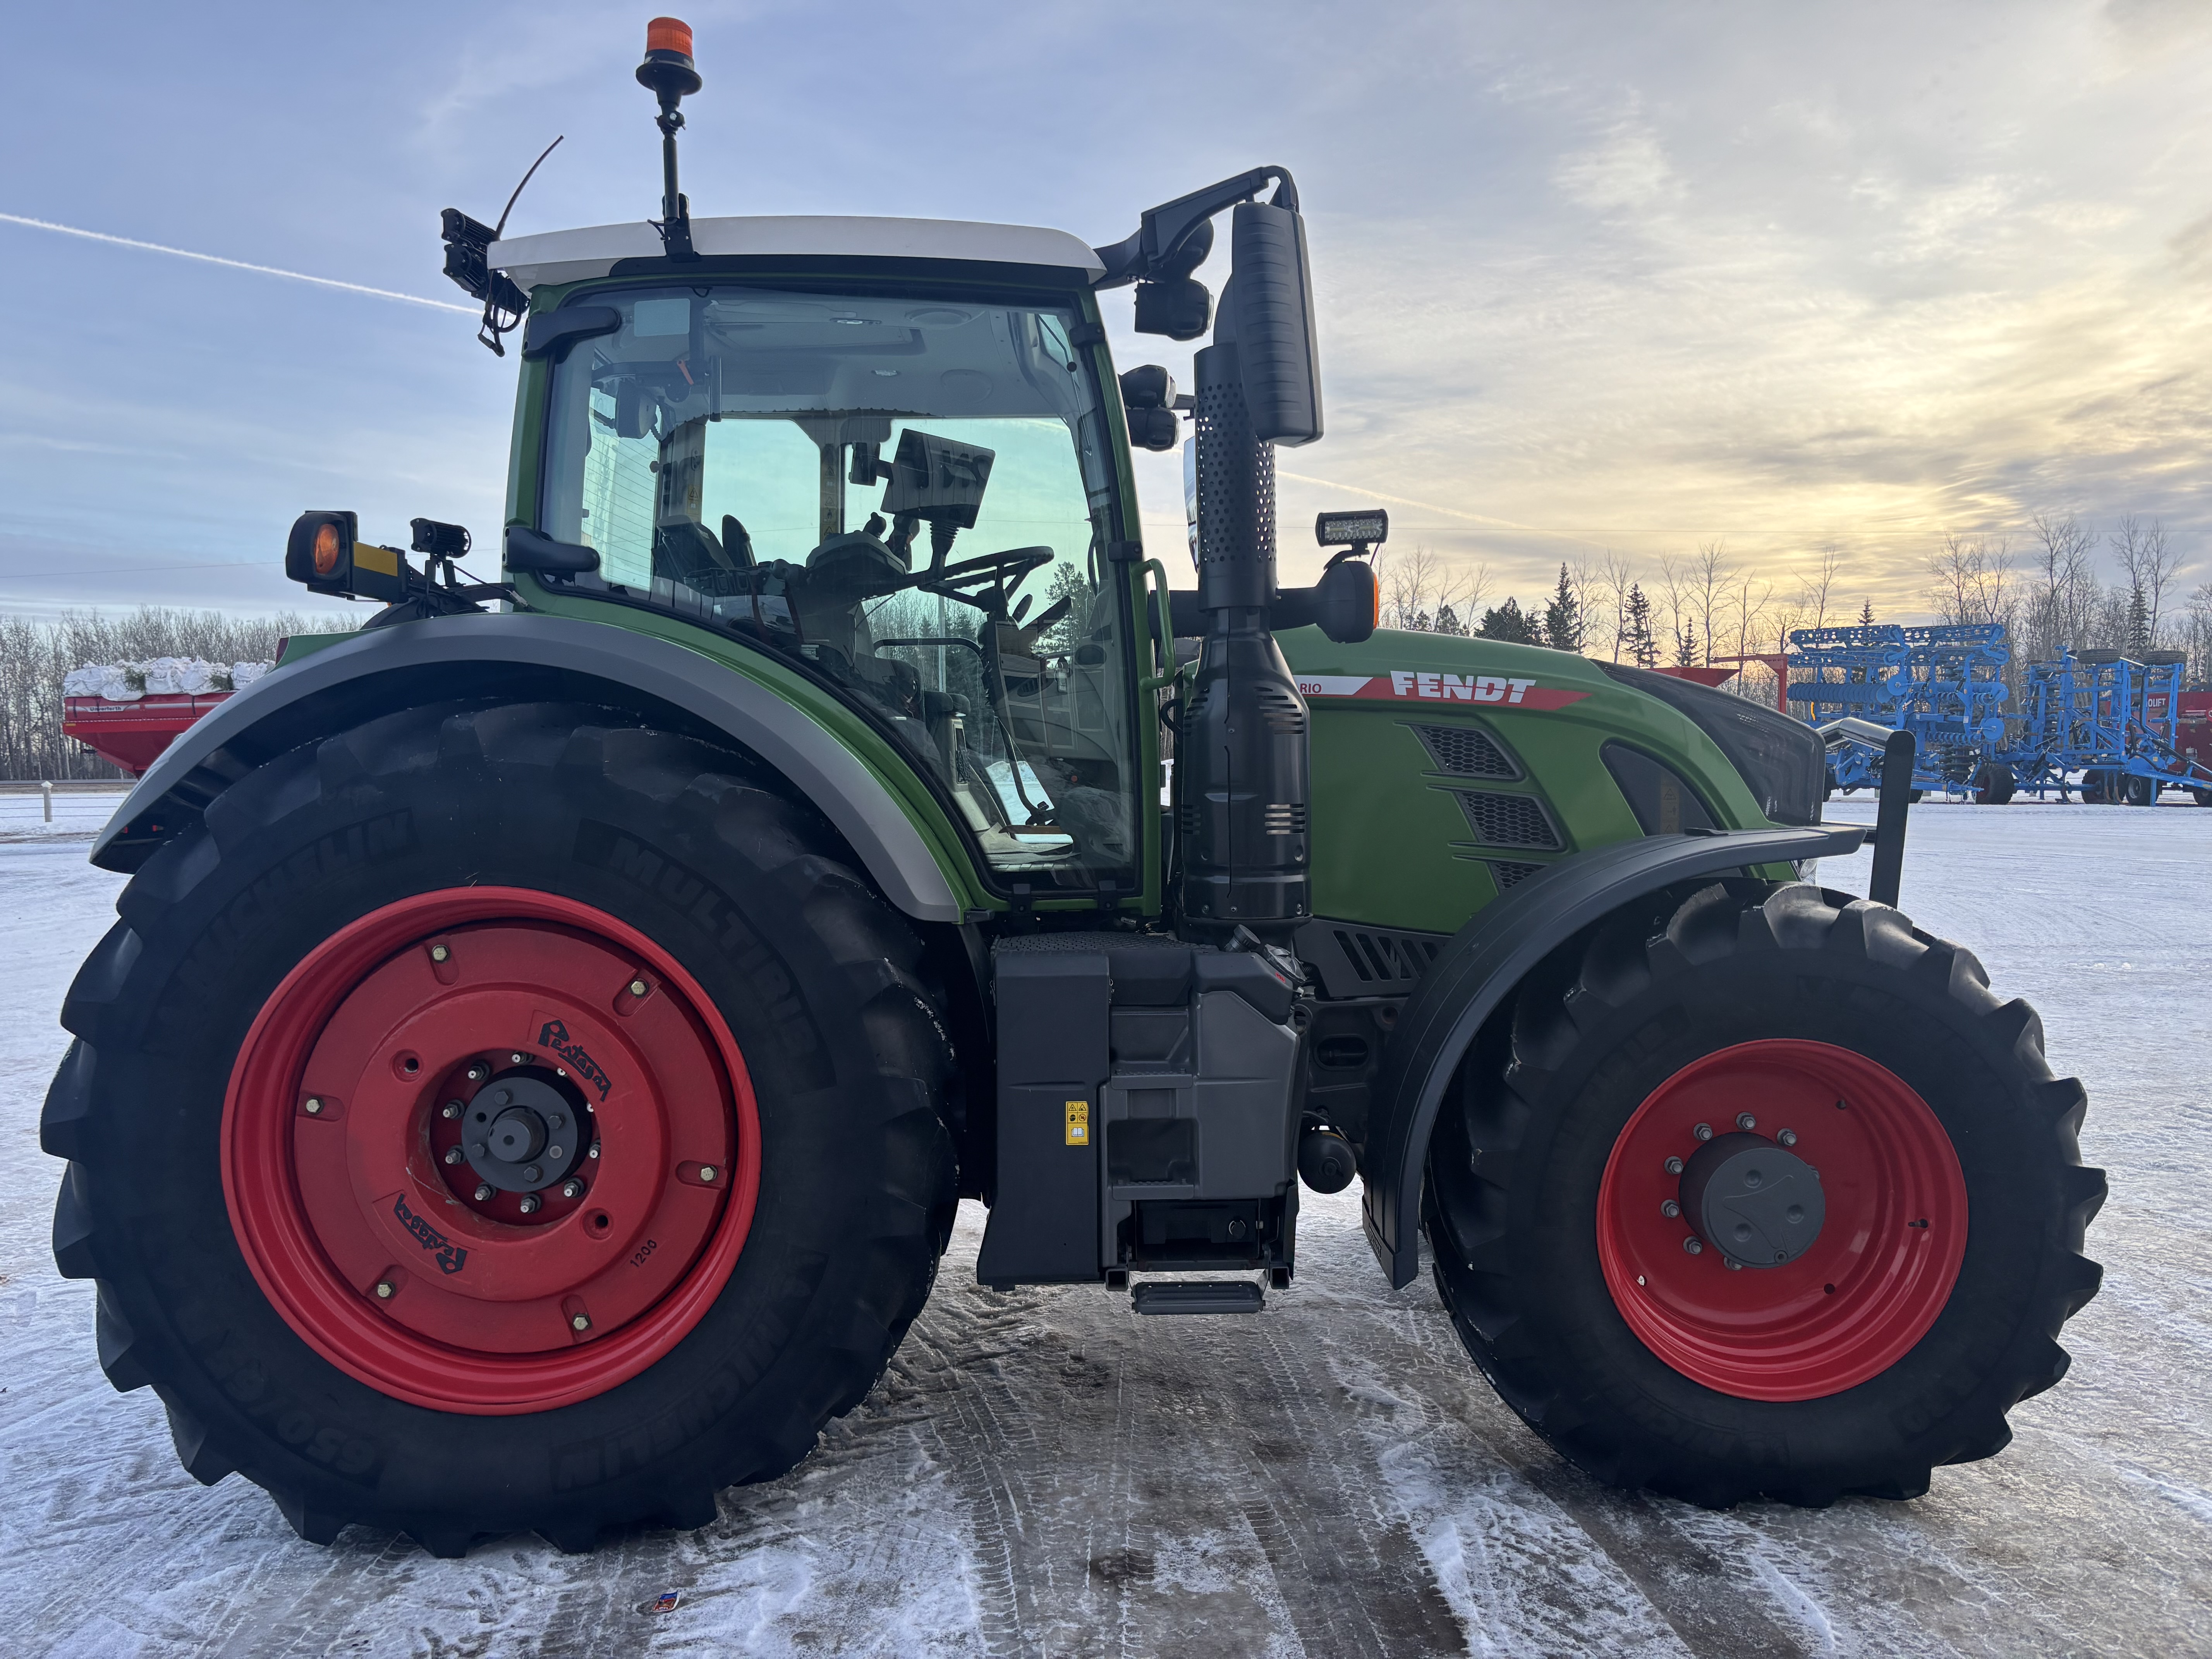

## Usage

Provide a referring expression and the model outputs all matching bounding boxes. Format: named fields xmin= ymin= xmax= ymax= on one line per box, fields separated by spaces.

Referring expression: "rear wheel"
xmin=2120 ymin=773 xmax=2156 ymax=807
xmin=1973 ymin=763 xmax=2015 ymax=805
xmin=1425 ymin=881 xmax=2104 ymax=1506
xmin=45 ymin=701 xmax=956 ymax=1554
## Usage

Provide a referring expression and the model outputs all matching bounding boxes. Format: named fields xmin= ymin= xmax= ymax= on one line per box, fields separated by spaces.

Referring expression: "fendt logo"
xmin=537 ymin=1018 xmax=614 ymax=1099
xmin=1295 ymin=672 xmax=1590 ymax=710
xmin=392 ymin=1193 xmax=469 ymax=1276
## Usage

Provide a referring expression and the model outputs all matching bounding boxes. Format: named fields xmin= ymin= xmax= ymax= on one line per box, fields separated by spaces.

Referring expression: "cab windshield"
xmin=538 ymin=283 xmax=1138 ymax=894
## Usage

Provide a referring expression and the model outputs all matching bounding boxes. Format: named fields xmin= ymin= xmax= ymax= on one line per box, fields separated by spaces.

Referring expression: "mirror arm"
xmin=1092 ymin=165 xmax=1301 ymax=288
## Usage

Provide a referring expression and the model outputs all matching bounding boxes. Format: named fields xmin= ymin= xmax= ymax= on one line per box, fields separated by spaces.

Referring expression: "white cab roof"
xmin=489 ymin=215 xmax=1106 ymax=293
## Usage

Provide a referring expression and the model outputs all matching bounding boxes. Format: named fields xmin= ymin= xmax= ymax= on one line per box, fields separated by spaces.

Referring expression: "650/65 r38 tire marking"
xmin=1596 ymin=1039 xmax=1968 ymax=1401
xmin=222 ymin=886 xmax=762 ymax=1415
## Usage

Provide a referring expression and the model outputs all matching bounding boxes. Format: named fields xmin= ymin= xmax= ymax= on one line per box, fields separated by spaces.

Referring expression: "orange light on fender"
xmin=312 ymin=521 xmax=343 ymax=577
xmin=646 ymin=17 xmax=693 ymax=55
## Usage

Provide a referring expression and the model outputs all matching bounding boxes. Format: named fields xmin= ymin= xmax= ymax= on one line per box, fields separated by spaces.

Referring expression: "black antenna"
xmin=636 ymin=17 xmax=703 ymax=260
xmin=439 ymin=135 xmax=565 ymax=356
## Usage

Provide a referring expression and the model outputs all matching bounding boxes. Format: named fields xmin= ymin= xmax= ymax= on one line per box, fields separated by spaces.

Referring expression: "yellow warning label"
xmin=1065 ymin=1100 xmax=1091 ymax=1146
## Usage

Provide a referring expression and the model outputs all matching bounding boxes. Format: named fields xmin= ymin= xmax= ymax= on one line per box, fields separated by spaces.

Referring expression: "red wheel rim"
xmin=222 ymin=888 xmax=761 ymax=1415
xmin=1595 ymin=1039 xmax=1967 ymax=1401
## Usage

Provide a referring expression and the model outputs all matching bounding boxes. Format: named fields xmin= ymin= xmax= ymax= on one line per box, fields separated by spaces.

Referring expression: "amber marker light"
xmin=313 ymin=520 xmax=344 ymax=577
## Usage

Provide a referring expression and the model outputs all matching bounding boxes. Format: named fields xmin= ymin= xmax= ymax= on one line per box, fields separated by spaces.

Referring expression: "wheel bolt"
xmin=473 ymin=1183 xmax=494 ymax=1202
xmin=442 ymin=1101 xmax=462 ymax=1120
xmin=1778 ymin=1128 xmax=1798 ymax=1147
xmin=589 ymin=1142 xmax=601 ymax=1160
xmin=1683 ymin=1237 xmax=1704 ymax=1255
xmin=1693 ymin=1123 xmax=1713 ymax=1142
xmin=524 ymin=1164 xmax=543 ymax=1183
xmin=1736 ymin=1112 xmax=1756 ymax=1130
xmin=699 ymin=1165 xmax=717 ymax=1182
xmin=304 ymin=1097 xmax=323 ymax=1115
xmin=429 ymin=944 xmax=450 ymax=963
xmin=1660 ymin=1199 xmax=1681 ymax=1218
xmin=511 ymin=1053 xmax=524 ymax=1064
xmin=629 ymin=979 xmax=648 ymax=997
xmin=519 ymin=1194 xmax=541 ymax=1215
xmin=1664 ymin=1155 xmax=1684 ymax=1175
xmin=443 ymin=1147 xmax=464 ymax=1166
xmin=572 ymin=1313 xmax=591 ymax=1332
xmin=550 ymin=1113 xmax=565 ymax=1129
xmin=562 ymin=1178 xmax=584 ymax=1199
xmin=467 ymin=1062 xmax=490 ymax=1083
xmin=374 ymin=1280 xmax=394 ymax=1299
xmin=1726 ymin=1259 xmax=1742 ymax=1272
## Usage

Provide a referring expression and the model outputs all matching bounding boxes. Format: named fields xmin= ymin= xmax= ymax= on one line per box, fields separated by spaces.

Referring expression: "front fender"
xmin=1361 ymin=823 xmax=1867 ymax=1288
xmin=90 ymin=611 xmax=967 ymax=923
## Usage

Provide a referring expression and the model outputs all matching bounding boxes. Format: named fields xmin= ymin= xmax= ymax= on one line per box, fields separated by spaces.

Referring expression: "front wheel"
xmin=1424 ymin=881 xmax=2104 ymax=1506
xmin=46 ymin=702 xmax=957 ymax=1554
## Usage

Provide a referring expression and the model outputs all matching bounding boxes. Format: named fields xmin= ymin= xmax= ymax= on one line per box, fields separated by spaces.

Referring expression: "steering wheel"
xmin=916 ymin=544 xmax=1054 ymax=606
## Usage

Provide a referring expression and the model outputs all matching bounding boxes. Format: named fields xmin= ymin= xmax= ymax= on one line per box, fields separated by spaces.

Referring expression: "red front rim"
xmin=1595 ymin=1039 xmax=1967 ymax=1401
xmin=222 ymin=888 xmax=761 ymax=1415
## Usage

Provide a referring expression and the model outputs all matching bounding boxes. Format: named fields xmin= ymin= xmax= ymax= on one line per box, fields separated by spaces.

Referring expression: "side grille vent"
xmin=1261 ymin=802 xmax=1307 ymax=836
xmin=1294 ymin=919 xmax=1448 ymax=997
xmin=1255 ymin=684 xmax=1308 ymax=735
xmin=1451 ymin=791 xmax=1560 ymax=850
xmin=1412 ymin=723 xmax=1520 ymax=779
xmin=1489 ymin=860 xmax=1546 ymax=891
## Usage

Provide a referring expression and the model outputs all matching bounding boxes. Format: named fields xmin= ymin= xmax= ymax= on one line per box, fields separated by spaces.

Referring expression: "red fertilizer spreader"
xmin=64 ymin=691 xmax=236 ymax=776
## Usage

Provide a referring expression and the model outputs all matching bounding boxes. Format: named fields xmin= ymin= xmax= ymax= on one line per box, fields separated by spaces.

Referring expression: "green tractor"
xmin=47 ymin=21 xmax=2102 ymax=1556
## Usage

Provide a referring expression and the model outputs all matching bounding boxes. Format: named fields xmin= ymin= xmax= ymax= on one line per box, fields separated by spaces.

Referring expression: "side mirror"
xmin=1227 ymin=202 xmax=1322 ymax=446
xmin=1119 ymin=364 xmax=1182 ymax=451
xmin=1272 ymin=559 xmax=1377 ymax=644
xmin=505 ymin=525 xmax=600 ymax=575
xmin=1134 ymin=278 xmax=1212 ymax=341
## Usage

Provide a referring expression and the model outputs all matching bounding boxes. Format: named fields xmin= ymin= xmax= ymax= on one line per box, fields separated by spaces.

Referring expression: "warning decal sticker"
xmin=1295 ymin=671 xmax=1590 ymax=710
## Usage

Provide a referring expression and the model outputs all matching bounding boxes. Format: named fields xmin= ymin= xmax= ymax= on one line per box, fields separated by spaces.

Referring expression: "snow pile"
xmin=64 ymin=658 xmax=270 ymax=702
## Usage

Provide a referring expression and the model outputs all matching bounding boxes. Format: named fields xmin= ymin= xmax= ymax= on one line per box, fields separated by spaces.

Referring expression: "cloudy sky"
xmin=1 ymin=0 xmax=2207 ymax=632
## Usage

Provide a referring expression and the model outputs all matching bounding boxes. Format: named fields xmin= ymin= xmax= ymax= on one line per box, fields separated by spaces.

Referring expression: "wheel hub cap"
xmin=1680 ymin=1132 xmax=1826 ymax=1267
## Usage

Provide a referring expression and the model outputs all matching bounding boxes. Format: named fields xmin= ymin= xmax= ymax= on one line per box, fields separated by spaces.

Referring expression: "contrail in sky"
xmin=1276 ymin=469 xmax=1607 ymax=550
xmin=0 ymin=212 xmax=477 ymax=314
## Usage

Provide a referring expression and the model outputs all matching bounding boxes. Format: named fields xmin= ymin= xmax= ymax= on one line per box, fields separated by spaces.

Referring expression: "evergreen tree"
xmin=1624 ymin=584 xmax=1657 ymax=667
xmin=1477 ymin=596 xmax=1542 ymax=644
xmin=1858 ymin=599 xmax=1875 ymax=627
xmin=1434 ymin=603 xmax=1465 ymax=636
xmin=2126 ymin=586 xmax=2151 ymax=656
xmin=1674 ymin=617 xmax=1699 ymax=667
xmin=1542 ymin=562 xmax=1583 ymax=653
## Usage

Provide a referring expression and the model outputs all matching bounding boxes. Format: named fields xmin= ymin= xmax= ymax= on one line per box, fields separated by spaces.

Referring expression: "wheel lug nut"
xmin=1778 ymin=1128 xmax=1798 ymax=1147
xmin=519 ymin=1194 xmax=541 ymax=1215
xmin=443 ymin=1147 xmax=464 ymax=1166
xmin=473 ymin=1183 xmax=494 ymax=1202
xmin=303 ymin=1097 xmax=323 ymax=1115
xmin=429 ymin=943 xmax=450 ymax=963
xmin=1661 ymin=1199 xmax=1681 ymax=1218
xmin=1726 ymin=1259 xmax=1743 ymax=1272
xmin=467 ymin=1061 xmax=490 ymax=1082
xmin=511 ymin=1053 xmax=524 ymax=1065
xmin=550 ymin=1113 xmax=565 ymax=1129
xmin=1693 ymin=1123 xmax=1713 ymax=1142
xmin=1664 ymin=1156 xmax=1684 ymax=1175
xmin=523 ymin=1164 xmax=543 ymax=1183
xmin=1683 ymin=1237 xmax=1704 ymax=1255
xmin=699 ymin=1165 xmax=717 ymax=1182
xmin=374 ymin=1280 xmax=395 ymax=1299
xmin=589 ymin=1142 xmax=601 ymax=1160
xmin=442 ymin=1101 xmax=462 ymax=1119
xmin=629 ymin=979 xmax=648 ymax=997
xmin=572 ymin=1313 xmax=592 ymax=1332
xmin=1736 ymin=1113 xmax=1756 ymax=1131
xmin=562 ymin=1178 xmax=584 ymax=1199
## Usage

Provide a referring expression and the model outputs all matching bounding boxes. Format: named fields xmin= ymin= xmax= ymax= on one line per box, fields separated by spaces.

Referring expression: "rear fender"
xmin=89 ymin=612 xmax=967 ymax=924
xmin=1361 ymin=824 xmax=1867 ymax=1288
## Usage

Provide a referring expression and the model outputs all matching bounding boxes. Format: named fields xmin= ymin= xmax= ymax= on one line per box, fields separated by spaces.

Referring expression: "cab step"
xmin=1130 ymin=1280 xmax=1264 ymax=1316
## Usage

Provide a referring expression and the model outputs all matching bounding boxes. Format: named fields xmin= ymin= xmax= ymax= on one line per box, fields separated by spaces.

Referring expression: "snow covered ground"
xmin=0 ymin=788 xmax=2205 ymax=1658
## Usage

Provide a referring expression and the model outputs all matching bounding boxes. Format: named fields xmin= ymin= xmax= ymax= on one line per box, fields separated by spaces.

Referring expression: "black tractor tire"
xmin=2194 ymin=788 xmax=2212 ymax=809
xmin=1974 ymin=764 xmax=2016 ymax=805
xmin=45 ymin=700 xmax=957 ymax=1556
xmin=1424 ymin=879 xmax=2104 ymax=1508
xmin=2121 ymin=773 xmax=2156 ymax=807
xmin=2080 ymin=770 xmax=2112 ymax=804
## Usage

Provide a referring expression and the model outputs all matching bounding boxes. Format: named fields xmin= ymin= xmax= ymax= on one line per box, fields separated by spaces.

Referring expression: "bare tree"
xmin=1375 ymin=544 xmax=1490 ymax=635
xmin=1796 ymin=547 xmax=1844 ymax=631
xmin=1595 ymin=550 xmax=1636 ymax=662
xmin=1688 ymin=543 xmax=1731 ymax=667
xmin=2028 ymin=510 xmax=2098 ymax=659
xmin=1925 ymin=533 xmax=2011 ymax=626
xmin=2110 ymin=514 xmax=2183 ymax=644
